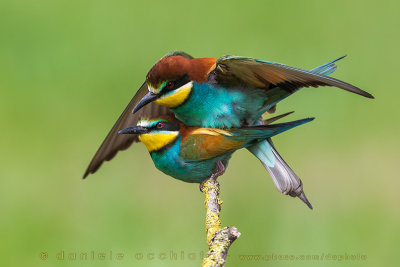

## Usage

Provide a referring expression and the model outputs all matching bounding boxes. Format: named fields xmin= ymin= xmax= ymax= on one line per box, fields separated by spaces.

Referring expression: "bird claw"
xmin=212 ymin=160 xmax=226 ymax=179
xmin=199 ymin=161 xmax=226 ymax=192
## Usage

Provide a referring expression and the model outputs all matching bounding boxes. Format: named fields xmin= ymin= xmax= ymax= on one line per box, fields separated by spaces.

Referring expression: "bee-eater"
xmin=118 ymin=115 xmax=313 ymax=208
xmin=132 ymin=52 xmax=373 ymax=127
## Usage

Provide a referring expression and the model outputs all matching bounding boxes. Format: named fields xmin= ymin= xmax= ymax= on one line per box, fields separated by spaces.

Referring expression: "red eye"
xmin=157 ymin=122 xmax=164 ymax=129
xmin=166 ymin=81 xmax=174 ymax=89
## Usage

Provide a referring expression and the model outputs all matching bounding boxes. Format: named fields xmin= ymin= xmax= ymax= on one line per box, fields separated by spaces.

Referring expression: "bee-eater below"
xmin=118 ymin=115 xmax=314 ymax=208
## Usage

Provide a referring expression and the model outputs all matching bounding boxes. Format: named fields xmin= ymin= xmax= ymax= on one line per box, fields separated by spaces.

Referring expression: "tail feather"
xmin=310 ymin=55 xmax=346 ymax=76
xmin=237 ymin=117 xmax=314 ymax=140
xmin=247 ymin=139 xmax=312 ymax=209
xmin=246 ymin=57 xmax=346 ymax=208
xmin=262 ymin=111 xmax=294 ymax=125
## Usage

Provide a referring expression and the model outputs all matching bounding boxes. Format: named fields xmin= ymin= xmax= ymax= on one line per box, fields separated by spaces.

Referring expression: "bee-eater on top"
xmin=133 ymin=51 xmax=373 ymax=128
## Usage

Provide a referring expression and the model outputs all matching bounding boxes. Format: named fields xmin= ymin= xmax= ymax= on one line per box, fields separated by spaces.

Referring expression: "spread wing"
xmin=83 ymin=82 xmax=173 ymax=178
xmin=207 ymin=56 xmax=374 ymax=98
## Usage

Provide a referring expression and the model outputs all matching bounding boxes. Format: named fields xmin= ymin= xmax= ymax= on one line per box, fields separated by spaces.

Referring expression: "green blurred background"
xmin=1 ymin=0 xmax=399 ymax=266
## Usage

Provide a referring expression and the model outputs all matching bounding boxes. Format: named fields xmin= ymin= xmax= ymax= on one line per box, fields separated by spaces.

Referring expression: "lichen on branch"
xmin=201 ymin=178 xmax=240 ymax=267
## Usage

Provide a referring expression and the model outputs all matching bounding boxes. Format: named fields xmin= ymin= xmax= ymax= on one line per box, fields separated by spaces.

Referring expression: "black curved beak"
xmin=118 ymin=126 xmax=148 ymax=135
xmin=132 ymin=92 xmax=160 ymax=114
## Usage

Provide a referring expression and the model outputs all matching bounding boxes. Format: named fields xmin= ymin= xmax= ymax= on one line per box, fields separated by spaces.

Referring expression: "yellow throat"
xmin=154 ymin=81 xmax=193 ymax=108
xmin=138 ymin=132 xmax=179 ymax=152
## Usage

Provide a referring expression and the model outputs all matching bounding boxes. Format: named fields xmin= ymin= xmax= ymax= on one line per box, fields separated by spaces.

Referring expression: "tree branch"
xmin=201 ymin=178 xmax=241 ymax=266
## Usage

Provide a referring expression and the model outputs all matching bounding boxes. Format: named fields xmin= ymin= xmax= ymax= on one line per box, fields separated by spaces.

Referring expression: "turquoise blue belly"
xmin=150 ymin=138 xmax=232 ymax=183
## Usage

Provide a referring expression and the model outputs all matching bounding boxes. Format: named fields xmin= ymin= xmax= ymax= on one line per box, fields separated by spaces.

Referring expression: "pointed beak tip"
xmin=132 ymin=106 xmax=139 ymax=114
xmin=118 ymin=129 xmax=129 ymax=135
xmin=118 ymin=127 xmax=136 ymax=135
xmin=118 ymin=126 xmax=148 ymax=135
xmin=132 ymin=92 xmax=159 ymax=114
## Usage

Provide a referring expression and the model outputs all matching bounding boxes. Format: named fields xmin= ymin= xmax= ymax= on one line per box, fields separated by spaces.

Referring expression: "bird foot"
xmin=199 ymin=161 xmax=226 ymax=192
xmin=211 ymin=160 xmax=226 ymax=179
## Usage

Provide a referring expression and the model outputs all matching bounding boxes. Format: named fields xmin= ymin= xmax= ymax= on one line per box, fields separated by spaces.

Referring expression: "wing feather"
xmin=180 ymin=130 xmax=245 ymax=161
xmin=208 ymin=56 xmax=374 ymax=98
xmin=180 ymin=117 xmax=313 ymax=161
xmin=83 ymin=82 xmax=173 ymax=178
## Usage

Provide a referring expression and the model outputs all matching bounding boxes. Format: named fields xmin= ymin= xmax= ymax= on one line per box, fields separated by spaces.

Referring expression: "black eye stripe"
xmin=150 ymin=121 xmax=180 ymax=131
xmin=166 ymin=82 xmax=174 ymax=90
xmin=163 ymin=74 xmax=191 ymax=93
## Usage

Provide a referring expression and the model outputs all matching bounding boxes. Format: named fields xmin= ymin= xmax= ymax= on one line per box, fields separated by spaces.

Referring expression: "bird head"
xmin=132 ymin=51 xmax=217 ymax=114
xmin=118 ymin=117 xmax=181 ymax=153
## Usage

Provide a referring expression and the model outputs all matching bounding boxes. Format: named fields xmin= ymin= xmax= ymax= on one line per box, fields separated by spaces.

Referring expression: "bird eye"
xmin=166 ymin=81 xmax=174 ymax=89
xmin=156 ymin=122 xmax=164 ymax=129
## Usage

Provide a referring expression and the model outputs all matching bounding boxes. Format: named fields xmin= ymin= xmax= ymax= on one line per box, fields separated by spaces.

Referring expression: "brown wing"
xmin=83 ymin=82 xmax=173 ymax=178
xmin=207 ymin=56 xmax=374 ymax=98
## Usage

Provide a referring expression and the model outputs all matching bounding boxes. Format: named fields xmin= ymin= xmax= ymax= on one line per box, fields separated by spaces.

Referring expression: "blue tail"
xmin=247 ymin=57 xmax=346 ymax=209
xmin=310 ymin=55 xmax=346 ymax=76
xmin=231 ymin=117 xmax=314 ymax=140
xmin=247 ymin=139 xmax=312 ymax=209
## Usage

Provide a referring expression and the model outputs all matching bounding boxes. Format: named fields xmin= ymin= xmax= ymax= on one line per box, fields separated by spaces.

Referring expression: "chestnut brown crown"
xmin=146 ymin=53 xmax=217 ymax=93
